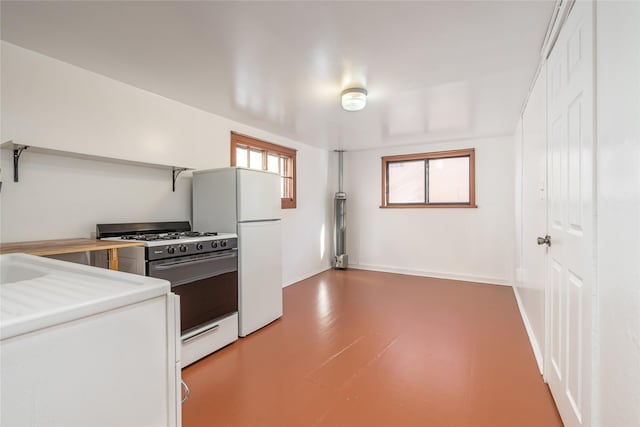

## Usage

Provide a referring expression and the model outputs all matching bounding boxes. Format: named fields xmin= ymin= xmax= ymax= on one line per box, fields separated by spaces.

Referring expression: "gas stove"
xmin=96 ymin=220 xmax=240 ymax=366
xmin=96 ymin=221 xmax=237 ymax=260
xmin=111 ymin=231 xmax=234 ymax=247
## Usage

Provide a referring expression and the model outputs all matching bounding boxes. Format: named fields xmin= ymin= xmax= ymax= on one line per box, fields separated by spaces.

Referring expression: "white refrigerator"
xmin=192 ymin=167 xmax=282 ymax=337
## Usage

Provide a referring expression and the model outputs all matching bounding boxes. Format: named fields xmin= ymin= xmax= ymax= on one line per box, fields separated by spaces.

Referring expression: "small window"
xmin=230 ymin=132 xmax=297 ymax=209
xmin=381 ymin=148 xmax=476 ymax=208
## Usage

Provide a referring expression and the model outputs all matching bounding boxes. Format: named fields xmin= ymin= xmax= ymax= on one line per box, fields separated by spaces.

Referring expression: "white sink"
xmin=0 ymin=259 xmax=47 ymax=284
xmin=0 ymin=253 xmax=170 ymax=340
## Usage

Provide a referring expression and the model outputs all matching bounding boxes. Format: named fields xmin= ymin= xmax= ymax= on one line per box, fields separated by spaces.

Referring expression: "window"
xmin=381 ymin=148 xmax=476 ymax=208
xmin=230 ymin=132 xmax=297 ymax=209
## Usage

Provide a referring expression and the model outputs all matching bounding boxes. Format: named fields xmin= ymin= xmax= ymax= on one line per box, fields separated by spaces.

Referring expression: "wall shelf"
xmin=1 ymin=140 xmax=192 ymax=192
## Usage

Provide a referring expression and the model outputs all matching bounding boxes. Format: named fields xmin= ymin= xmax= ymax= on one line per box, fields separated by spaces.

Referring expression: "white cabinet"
xmin=0 ymin=254 xmax=181 ymax=427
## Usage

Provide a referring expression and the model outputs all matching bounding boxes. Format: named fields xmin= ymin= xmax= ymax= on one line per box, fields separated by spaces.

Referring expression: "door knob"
xmin=537 ymin=235 xmax=551 ymax=247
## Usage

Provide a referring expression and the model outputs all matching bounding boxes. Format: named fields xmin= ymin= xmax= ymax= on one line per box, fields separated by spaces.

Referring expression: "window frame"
xmin=380 ymin=148 xmax=476 ymax=208
xmin=230 ymin=131 xmax=297 ymax=209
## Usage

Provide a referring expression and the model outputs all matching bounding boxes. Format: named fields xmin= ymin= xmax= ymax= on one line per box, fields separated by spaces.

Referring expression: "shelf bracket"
xmin=13 ymin=145 xmax=29 ymax=182
xmin=172 ymin=167 xmax=188 ymax=192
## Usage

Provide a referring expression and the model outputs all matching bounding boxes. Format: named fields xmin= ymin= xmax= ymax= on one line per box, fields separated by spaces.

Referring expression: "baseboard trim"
xmin=513 ymin=286 xmax=544 ymax=374
xmin=348 ymin=263 xmax=512 ymax=287
xmin=282 ymin=265 xmax=331 ymax=288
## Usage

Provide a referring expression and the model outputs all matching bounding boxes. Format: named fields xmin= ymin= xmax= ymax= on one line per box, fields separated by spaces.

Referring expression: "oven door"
xmin=147 ymin=249 xmax=238 ymax=335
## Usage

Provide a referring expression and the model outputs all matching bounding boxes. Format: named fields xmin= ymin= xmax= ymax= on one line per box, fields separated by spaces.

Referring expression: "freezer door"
xmin=192 ymin=168 xmax=237 ymax=233
xmin=237 ymin=168 xmax=281 ymax=222
xmin=238 ymin=220 xmax=282 ymax=336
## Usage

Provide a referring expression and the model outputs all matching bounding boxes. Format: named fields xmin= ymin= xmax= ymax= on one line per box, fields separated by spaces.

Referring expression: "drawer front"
xmin=181 ymin=313 xmax=238 ymax=368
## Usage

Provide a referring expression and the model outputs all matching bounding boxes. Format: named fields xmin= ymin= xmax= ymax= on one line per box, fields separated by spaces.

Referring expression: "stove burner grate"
xmin=119 ymin=231 xmax=218 ymax=241
xmin=121 ymin=234 xmax=179 ymax=241
xmin=167 ymin=231 xmax=219 ymax=238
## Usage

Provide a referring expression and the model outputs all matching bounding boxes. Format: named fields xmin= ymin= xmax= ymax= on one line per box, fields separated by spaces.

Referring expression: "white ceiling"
xmin=1 ymin=1 xmax=554 ymax=151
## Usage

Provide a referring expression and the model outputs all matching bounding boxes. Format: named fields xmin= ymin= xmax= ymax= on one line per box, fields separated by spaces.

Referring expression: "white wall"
xmin=595 ymin=2 xmax=640 ymax=426
xmin=0 ymin=151 xmax=192 ymax=241
xmin=342 ymin=136 xmax=515 ymax=285
xmin=514 ymin=118 xmax=523 ymax=286
xmin=0 ymin=42 xmax=332 ymax=286
xmin=279 ymin=144 xmax=333 ymax=286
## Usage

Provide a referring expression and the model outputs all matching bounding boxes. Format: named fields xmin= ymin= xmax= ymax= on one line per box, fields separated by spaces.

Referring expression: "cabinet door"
xmin=1 ymin=296 xmax=172 ymax=427
xmin=168 ymin=293 xmax=182 ymax=427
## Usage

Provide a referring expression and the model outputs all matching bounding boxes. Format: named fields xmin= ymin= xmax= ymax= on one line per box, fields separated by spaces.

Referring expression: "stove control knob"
xmin=211 ymin=241 xmax=218 ymax=249
xmin=179 ymin=245 xmax=187 ymax=253
xmin=167 ymin=247 xmax=176 ymax=254
xmin=196 ymin=243 xmax=203 ymax=250
xmin=221 ymin=240 xmax=227 ymax=248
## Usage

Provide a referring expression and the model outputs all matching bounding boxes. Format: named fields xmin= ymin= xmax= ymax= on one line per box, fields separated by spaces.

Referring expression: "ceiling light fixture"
xmin=341 ymin=87 xmax=368 ymax=112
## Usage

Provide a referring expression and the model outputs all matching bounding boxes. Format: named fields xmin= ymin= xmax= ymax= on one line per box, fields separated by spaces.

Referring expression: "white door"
xmin=237 ymin=168 xmax=281 ymax=222
xmin=519 ymin=64 xmax=548 ymax=372
xmin=545 ymin=1 xmax=594 ymax=426
xmin=238 ymin=220 xmax=283 ymax=337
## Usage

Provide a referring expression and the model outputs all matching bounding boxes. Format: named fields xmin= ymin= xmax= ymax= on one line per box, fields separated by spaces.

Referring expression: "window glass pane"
xmin=388 ymin=160 xmax=425 ymax=204
xmin=236 ymin=147 xmax=248 ymax=168
xmin=249 ymin=149 xmax=263 ymax=170
xmin=428 ymin=157 xmax=470 ymax=203
xmin=280 ymin=157 xmax=289 ymax=198
xmin=267 ymin=154 xmax=279 ymax=173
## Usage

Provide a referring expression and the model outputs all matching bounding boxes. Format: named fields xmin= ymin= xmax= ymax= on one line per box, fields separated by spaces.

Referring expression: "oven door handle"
xmin=153 ymin=251 xmax=237 ymax=270
xmin=182 ymin=322 xmax=220 ymax=343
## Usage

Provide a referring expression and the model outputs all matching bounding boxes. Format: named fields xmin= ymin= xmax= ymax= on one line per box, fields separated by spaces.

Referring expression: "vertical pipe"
xmin=335 ymin=198 xmax=345 ymax=256
xmin=338 ymin=150 xmax=344 ymax=192
xmin=334 ymin=150 xmax=348 ymax=269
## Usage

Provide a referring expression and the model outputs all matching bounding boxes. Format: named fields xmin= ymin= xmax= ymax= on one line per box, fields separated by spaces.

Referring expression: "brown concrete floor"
xmin=182 ymin=269 xmax=562 ymax=427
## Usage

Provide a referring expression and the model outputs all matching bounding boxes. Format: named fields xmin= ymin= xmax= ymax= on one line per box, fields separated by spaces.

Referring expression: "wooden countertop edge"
xmin=0 ymin=238 xmax=144 ymax=256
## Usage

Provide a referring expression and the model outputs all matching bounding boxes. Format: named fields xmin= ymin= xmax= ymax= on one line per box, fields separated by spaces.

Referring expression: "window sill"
xmin=281 ymin=199 xmax=296 ymax=209
xmin=379 ymin=204 xmax=478 ymax=209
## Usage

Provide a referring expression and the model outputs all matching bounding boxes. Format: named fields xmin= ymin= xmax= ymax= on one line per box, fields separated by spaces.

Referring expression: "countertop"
xmin=0 ymin=238 xmax=144 ymax=256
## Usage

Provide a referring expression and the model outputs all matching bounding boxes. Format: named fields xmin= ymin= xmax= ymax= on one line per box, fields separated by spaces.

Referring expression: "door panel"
xmin=545 ymin=2 xmax=594 ymax=426
xmin=550 ymin=117 xmax=563 ymax=230
xmin=567 ymin=271 xmax=583 ymax=419
xmin=550 ymin=260 xmax=562 ymax=379
xmin=568 ymin=96 xmax=583 ymax=231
